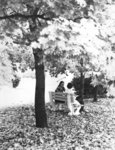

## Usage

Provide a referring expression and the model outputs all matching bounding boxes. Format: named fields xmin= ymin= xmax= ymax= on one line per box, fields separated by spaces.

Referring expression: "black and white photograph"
xmin=0 ymin=0 xmax=115 ymax=149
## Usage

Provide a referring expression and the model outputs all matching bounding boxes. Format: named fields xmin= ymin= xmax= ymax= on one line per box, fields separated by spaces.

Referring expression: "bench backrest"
xmin=49 ymin=92 xmax=68 ymax=104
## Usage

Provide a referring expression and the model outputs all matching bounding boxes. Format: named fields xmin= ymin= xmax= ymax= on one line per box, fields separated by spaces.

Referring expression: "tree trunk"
xmin=93 ymin=75 xmax=98 ymax=102
xmin=93 ymin=85 xmax=98 ymax=102
xmin=79 ymin=58 xmax=84 ymax=112
xmin=33 ymin=48 xmax=48 ymax=128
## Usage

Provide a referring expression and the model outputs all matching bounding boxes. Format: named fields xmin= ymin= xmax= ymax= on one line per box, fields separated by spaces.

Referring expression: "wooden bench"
xmin=49 ymin=92 xmax=74 ymax=110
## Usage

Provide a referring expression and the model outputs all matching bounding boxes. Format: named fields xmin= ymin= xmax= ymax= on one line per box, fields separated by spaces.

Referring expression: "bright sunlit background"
xmin=0 ymin=70 xmax=74 ymax=109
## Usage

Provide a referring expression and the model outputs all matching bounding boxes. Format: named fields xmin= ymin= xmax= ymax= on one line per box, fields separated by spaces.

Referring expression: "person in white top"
xmin=66 ymin=82 xmax=81 ymax=116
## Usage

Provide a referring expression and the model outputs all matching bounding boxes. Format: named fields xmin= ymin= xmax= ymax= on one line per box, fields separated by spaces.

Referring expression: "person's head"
xmin=58 ymin=81 xmax=64 ymax=87
xmin=67 ymin=82 xmax=73 ymax=89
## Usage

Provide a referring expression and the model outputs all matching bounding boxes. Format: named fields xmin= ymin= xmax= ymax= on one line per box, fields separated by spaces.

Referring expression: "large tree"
xmin=0 ymin=0 xmax=54 ymax=128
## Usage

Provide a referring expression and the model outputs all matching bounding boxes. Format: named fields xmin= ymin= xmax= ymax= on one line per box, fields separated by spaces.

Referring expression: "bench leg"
xmin=52 ymin=103 xmax=67 ymax=111
xmin=49 ymin=92 xmax=56 ymax=111
xmin=51 ymin=102 xmax=57 ymax=111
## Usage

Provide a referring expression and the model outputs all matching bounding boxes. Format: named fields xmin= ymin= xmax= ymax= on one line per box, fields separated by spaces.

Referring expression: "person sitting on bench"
xmin=55 ymin=81 xmax=65 ymax=92
xmin=66 ymin=82 xmax=81 ymax=116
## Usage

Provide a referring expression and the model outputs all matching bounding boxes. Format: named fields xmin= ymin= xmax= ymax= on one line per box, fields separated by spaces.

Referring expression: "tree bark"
xmin=33 ymin=48 xmax=48 ymax=128
xmin=93 ymin=75 xmax=98 ymax=102
xmin=79 ymin=58 xmax=84 ymax=112
xmin=93 ymin=85 xmax=98 ymax=102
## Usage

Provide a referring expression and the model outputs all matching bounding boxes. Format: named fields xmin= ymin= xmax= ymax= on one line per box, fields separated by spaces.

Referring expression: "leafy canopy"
xmin=37 ymin=17 xmax=114 ymax=78
xmin=0 ymin=0 xmax=115 ymax=81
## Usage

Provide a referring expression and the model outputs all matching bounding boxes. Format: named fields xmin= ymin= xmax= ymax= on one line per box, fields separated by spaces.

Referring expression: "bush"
xmin=12 ymin=74 xmax=21 ymax=88
xmin=72 ymin=77 xmax=107 ymax=98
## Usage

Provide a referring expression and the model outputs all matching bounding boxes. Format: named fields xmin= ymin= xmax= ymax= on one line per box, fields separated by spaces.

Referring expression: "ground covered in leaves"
xmin=0 ymin=98 xmax=115 ymax=150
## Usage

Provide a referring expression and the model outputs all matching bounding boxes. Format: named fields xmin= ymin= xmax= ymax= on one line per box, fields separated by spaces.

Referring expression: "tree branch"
xmin=0 ymin=13 xmax=53 ymax=21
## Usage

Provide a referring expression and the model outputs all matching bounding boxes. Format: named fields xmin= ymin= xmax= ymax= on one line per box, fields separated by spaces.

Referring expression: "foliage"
xmin=12 ymin=74 xmax=21 ymax=88
xmin=8 ymin=46 xmax=35 ymax=72
xmin=0 ymin=0 xmax=115 ymax=82
xmin=0 ymin=34 xmax=34 ymax=86
xmin=0 ymin=98 xmax=115 ymax=149
xmin=72 ymin=77 xmax=107 ymax=98
xmin=0 ymin=38 xmax=13 ymax=86
xmin=38 ymin=17 xmax=113 ymax=80
xmin=37 ymin=0 xmax=115 ymax=85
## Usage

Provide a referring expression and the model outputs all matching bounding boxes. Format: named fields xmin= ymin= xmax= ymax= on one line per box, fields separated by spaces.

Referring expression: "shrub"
xmin=72 ymin=77 xmax=107 ymax=98
xmin=12 ymin=74 xmax=21 ymax=88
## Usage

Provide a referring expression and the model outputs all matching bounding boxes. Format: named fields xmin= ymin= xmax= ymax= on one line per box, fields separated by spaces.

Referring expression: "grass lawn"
xmin=0 ymin=98 xmax=115 ymax=150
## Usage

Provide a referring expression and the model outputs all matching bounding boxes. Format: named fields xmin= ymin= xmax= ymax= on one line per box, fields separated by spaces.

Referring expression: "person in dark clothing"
xmin=55 ymin=81 xmax=65 ymax=92
xmin=76 ymin=95 xmax=84 ymax=113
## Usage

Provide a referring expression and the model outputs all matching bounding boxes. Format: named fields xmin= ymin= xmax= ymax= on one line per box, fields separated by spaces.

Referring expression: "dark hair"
xmin=67 ymin=82 xmax=73 ymax=89
xmin=58 ymin=81 xmax=64 ymax=86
